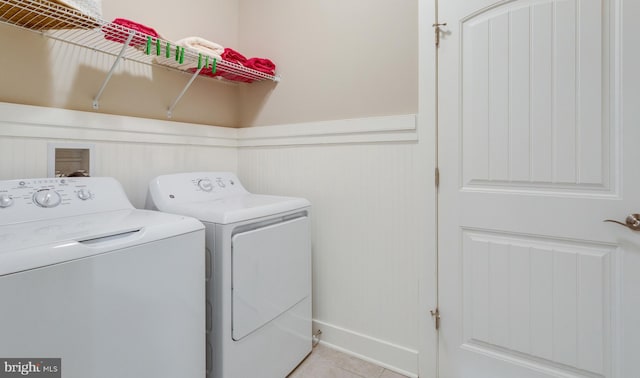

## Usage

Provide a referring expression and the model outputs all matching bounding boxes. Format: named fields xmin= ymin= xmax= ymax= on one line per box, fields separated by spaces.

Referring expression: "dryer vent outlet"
xmin=47 ymin=143 xmax=95 ymax=178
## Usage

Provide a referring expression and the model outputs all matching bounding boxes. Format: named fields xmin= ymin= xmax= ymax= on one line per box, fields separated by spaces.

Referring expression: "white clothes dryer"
xmin=0 ymin=177 xmax=205 ymax=378
xmin=146 ymin=172 xmax=311 ymax=378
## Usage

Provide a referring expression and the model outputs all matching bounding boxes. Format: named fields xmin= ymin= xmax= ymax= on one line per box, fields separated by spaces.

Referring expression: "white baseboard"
xmin=313 ymin=319 xmax=419 ymax=377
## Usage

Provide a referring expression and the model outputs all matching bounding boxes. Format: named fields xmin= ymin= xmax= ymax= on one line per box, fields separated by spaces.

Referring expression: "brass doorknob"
xmin=604 ymin=214 xmax=640 ymax=231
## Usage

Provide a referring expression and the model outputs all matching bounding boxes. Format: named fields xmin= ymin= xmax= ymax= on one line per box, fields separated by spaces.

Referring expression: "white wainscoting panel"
xmin=238 ymin=138 xmax=427 ymax=375
xmin=0 ymin=103 xmax=238 ymax=207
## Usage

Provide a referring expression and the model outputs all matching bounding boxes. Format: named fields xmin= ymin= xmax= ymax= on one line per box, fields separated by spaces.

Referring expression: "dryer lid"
xmin=147 ymin=172 xmax=310 ymax=224
xmin=159 ymin=194 xmax=309 ymax=224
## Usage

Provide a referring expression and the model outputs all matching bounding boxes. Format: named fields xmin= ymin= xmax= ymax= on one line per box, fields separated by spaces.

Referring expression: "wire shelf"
xmin=0 ymin=0 xmax=280 ymax=83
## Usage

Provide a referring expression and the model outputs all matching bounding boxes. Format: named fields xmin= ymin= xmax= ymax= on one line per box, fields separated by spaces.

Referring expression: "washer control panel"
xmin=0 ymin=177 xmax=132 ymax=225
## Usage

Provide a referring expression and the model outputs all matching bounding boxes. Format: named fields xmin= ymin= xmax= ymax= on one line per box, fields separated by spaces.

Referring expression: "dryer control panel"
xmin=147 ymin=172 xmax=249 ymax=207
xmin=147 ymin=171 xmax=310 ymax=224
xmin=0 ymin=177 xmax=134 ymax=225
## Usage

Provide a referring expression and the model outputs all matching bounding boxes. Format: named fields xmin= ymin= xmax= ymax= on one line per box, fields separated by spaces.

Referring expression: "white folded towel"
xmin=56 ymin=0 xmax=102 ymax=19
xmin=153 ymin=36 xmax=224 ymax=71
xmin=175 ymin=37 xmax=224 ymax=61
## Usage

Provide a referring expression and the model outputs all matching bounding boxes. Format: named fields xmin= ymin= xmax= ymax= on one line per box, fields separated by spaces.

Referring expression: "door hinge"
xmin=432 ymin=22 xmax=447 ymax=47
xmin=435 ymin=167 xmax=440 ymax=188
xmin=430 ymin=308 xmax=441 ymax=330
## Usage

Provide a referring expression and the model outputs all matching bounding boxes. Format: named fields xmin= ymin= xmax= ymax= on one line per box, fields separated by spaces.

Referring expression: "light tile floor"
xmin=288 ymin=344 xmax=409 ymax=378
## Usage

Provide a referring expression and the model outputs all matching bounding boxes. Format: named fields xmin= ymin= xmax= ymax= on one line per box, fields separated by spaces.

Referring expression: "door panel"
xmin=461 ymin=230 xmax=613 ymax=376
xmin=460 ymin=0 xmax=610 ymax=193
xmin=438 ymin=0 xmax=635 ymax=377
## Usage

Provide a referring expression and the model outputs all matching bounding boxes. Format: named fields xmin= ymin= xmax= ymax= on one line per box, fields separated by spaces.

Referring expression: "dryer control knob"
xmin=77 ymin=189 xmax=92 ymax=200
xmin=0 ymin=194 xmax=13 ymax=208
xmin=198 ymin=179 xmax=213 ymax=192
xmin=33 ymin=189 xmax=62 ymax=208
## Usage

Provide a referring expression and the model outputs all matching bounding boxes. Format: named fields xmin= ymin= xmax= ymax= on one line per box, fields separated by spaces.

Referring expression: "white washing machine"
xmin=0 ymin=177 xmax=205 ymax=378
xmin=146 ymin=172 xmax=311 ymax=378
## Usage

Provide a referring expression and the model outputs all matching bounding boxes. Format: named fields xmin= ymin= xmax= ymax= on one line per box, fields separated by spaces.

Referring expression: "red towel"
xmin=103 ymin=18 xmax=159 ymax=47
xmin=243 ymin=57 xmax=276 ymax=75
xmin=214 ymin=48 xmax=253 ymax=82
xmin=188 ymin=47 xmax=276 ymax=83
xmin=221 ymin=48 xmax=247 ymax=64
xmin=185 ymin=51 xmax=253 ymax=83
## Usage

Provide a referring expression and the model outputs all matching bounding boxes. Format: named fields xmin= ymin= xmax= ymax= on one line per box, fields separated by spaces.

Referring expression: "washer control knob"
xmin=198 ymin=179 xmax=213 ymax=192
xmin=0 ymin=194 xmax=13 ymax=208
xmin=33 ymin=189 xmax=62 ymax=208
xmin=77 ymin=189 xmax=92 ymax=200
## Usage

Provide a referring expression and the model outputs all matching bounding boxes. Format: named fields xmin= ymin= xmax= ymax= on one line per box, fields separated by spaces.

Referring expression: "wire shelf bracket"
xmin=92 ymin=31 xmax=134 ymax=110
xmin=167 ymin=67 xmax=203 ymax=119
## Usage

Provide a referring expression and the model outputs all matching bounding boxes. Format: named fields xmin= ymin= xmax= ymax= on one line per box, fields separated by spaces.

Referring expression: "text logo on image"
xmin=0 ymin=359 xmax=61 ymax=377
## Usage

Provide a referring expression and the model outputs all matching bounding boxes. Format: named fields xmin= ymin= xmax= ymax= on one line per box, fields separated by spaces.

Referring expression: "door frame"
xmin=417 ymin=0 xmax=439 ymax=376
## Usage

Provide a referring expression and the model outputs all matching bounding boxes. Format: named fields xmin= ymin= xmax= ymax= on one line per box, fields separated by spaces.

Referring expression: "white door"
xmin=438 ymin=0 xmax=640 ymax=377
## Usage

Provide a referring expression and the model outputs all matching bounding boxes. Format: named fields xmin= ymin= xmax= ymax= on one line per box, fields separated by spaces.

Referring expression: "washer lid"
xmin=0 ymin=177 xmax=134 ymax=225
xmin=0 ymin=209 xmax=203 ymax=276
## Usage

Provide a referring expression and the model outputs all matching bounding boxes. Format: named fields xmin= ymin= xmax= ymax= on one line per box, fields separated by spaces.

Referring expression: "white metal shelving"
xmin=0 ymin=0 xmax=280 ymax=117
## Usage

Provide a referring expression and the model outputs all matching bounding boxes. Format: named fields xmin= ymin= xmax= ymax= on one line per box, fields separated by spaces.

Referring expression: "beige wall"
xmin=102 ymin=0 xmax=239 ymax=45
xmin=0 ymin=0 xmax=417 ymax=127
xmin=238 ymin=0 xmax=419 ymax=126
